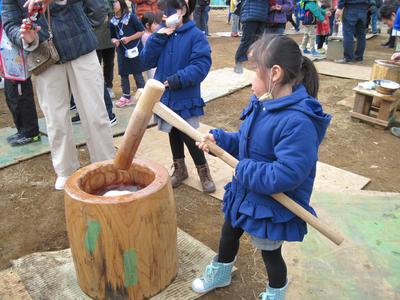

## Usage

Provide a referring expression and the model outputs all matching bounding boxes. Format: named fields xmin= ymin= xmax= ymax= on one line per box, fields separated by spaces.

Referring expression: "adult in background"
xmin=380 ymin=0 xmax=399 ymax=48
xmin=131 ymin=0 xmax=159 ymax=19
xmin=96 ymin=0 xmax=116 ymax=99
xmin=2 ymin=0 xmax=116 ymax=190
xmin=335 ymin=0 xmax=372 ymax=63
xmin=265 ymin=0 xmax=293 ymax=34
xmin=194 ymin=0 xmax=211 ymax=35
xmin=234 ymin=0 xmax=269 ymax=73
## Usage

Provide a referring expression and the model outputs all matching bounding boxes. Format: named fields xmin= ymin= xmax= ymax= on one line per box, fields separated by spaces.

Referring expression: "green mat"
xmin=0 ymin=127 xmax=50 ymax=169
xmin=38 ymin=106 xmax=138 ymax=146
xmin=1 ymin=106 xmax=156 ymax=169
xmin=285 ymin=191 xmax=400 ymax=299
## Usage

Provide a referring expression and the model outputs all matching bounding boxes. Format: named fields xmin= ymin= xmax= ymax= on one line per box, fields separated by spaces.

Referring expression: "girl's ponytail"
xmin=300 ymin=57 xmax=319 ymax=98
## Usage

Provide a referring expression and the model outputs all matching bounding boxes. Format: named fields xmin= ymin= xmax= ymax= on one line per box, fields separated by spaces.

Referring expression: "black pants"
xmin=235 ymin=21 xmax=266 ymax=63
xmin=317 ymin=35 xmax=328 ymax=49
xmin=96 ymin=48 xmax=115 ymax=89
xmin=287 ymin=13 xmax=298 ymax=30
xmin=4 ymin=78 xmax=39 ymax=138
xmin=168 ymin=127 xmax=206 ymax=165
xmin=218 ymin=219 xmax=287 ymax=289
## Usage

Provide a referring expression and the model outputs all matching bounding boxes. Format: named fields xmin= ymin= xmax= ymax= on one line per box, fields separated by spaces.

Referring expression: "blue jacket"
xmin=141 ymin=20 xmax=211 ymax=119
xmin=240 ymin=0 xmax=269 ymax=23
xmin=211 ymin=85 xmax=331 ymax=242
xmin=1 ymin=0 xmax=106 ymax=64
xmin=394 ymin=7 xmax=400 ymax=31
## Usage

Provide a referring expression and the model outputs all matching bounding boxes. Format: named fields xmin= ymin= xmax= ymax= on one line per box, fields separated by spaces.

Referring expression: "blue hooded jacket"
xmin=140 ymin=20 xmax=211 ymax=119
xmin=211 ymin=85 xmax=331 ymax=242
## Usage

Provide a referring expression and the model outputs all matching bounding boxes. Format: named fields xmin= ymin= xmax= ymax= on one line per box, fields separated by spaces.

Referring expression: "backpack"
xmin=299 ymin=0 xmax=316 ymax=25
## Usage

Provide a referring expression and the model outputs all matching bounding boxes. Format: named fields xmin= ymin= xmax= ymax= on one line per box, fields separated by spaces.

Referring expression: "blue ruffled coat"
xmin=211 ymin=85 xmax=331 ymax=242
xmin=140 ymin=20 xmax=211 ymax=119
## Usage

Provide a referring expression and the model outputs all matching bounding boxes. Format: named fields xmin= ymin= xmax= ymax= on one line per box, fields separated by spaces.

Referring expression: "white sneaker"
xmin=55 ymin=176 xmax=69 ymax=190
xmin=0 ymin=77 xmax=4 ymax=90
xmin=107 ymin=87 xmax=115 ymax=99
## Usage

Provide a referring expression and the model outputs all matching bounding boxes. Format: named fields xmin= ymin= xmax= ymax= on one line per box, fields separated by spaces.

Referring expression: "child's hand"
xmin=391 ymin=52 xmax=400 ymax=61
xmin=112 ymin=38 xmax=120 ymax=47
xmin=275 ymin=4 xmax=282 ymax=10
xmin=326 ymin=10 xmax=332 ymax=17
xmin=120 ymin=37 xmax=130 ymax=44
xmin=158 ymin=27 xmax=175 ymax=35
xmin=196 ymin=134 xmax=216 ymax=153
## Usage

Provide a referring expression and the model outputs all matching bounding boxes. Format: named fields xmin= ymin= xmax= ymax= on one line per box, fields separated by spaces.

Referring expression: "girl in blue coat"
xmin=140 ymin=0 xmax=216 ymax=193
xmin=193 ymin=35 xmax=331 ymax=299
xmin=110 ymin=0 xmax=146 ymax=107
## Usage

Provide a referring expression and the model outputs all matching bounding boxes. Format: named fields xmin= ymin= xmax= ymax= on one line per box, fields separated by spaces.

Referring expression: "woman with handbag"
xmin=110 ymin=0 xmax=146 ymax=107
xmin=2 ymin=0 xmax=116 ymax=190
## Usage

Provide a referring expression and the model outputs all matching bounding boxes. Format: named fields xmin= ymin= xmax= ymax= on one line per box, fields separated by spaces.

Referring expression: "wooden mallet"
xmin=152 ymin=102 xmax=345 ymax=246
xmin=114 ymin=79 xmax=165 ymax=170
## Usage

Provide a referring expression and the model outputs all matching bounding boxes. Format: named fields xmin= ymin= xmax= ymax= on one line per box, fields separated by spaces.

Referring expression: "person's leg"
xmin=96 ymin=49 xmax=103 ymax=64
xmin=194 ymin=6 xmax=203 ymax=31
xmin=168 ymin=127 xmax=185 ymax=160
xmin=301 ymin=26 xmax=311 ymax=49
xmin=287 ymin=13 xmax=296 ymax=28
xmin=316 ymin=35 xmax=323 ymax=49
xmin=103 ymin=82 xmax=114 ymax=120
xmin=35 ymin=64 xmax=80 ymax=177
xmin=121 ymin=75 xmax=131 ymax=97
xmin=354 ymin=10 xmax=368 ymax=61
xmin=218 ymin=219 xmax=244 ymax=263
xmin=168 ymin=127 xmax=188 ymax=188
xmin=67 ymin=51 xmax=115 ymax=163
xmin=102 ymin=47 xmax=116 ymax=89
xmin=309 ymin=25 xmax=316 ymax=51
xmin=133 ymin=73 xmax=145 ymax=89
xmin=329 ymin=10 xmax=336 ymax=35
xmin=179 ymin=131 xmax=207 ymax=166
xmin=342 ymin=8 xmax=357 ymax=61
xmin=231 ymin=14 xmax=240 ymax=34
xmin=235 ymin=21 xmax=258 ymax=63
xmin=4 ymin=78 xmax=39 ymax=139
xmin=205 ymin=5 xmax=210 ymax=35
xmin=371 ymin=11 xmax=377 ymax=33
xmin=261 ymin=246 xmax=287 ymax=289
xmin=191 ymin=218 xmax=240 ymax=293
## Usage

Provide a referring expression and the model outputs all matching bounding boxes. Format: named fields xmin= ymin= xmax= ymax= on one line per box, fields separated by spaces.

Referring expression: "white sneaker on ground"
xmin=107 ymin=87 xmax=115 ymax=99
xmin=55 ymin=176 xmax=69 ymax=190
xmin=0 ymin=77 xmax=4 ymax=90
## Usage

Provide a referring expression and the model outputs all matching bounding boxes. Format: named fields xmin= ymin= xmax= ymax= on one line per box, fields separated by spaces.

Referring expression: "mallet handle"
xmin=114 ymin=80 xmax=165 ymax=170
xmin=153 ymin=102 xmax=344 ymax=246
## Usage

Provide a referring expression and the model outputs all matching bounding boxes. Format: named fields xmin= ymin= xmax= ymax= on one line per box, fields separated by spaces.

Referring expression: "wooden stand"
xmin=64 ymin=158 xmax=177 ymax=300
xmin=351 ymin=86 xmax=400 ymax=128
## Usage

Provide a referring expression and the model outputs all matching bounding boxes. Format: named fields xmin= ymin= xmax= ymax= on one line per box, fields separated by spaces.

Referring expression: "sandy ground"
xmin=0 ymin=9 xmax=399 ymax=299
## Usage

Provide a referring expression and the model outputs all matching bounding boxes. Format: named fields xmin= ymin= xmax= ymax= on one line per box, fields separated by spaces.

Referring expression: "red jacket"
xmin=131 ymin=0 xmax=159 ymax=19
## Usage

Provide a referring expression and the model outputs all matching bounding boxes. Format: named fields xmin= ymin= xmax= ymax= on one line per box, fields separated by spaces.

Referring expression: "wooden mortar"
xmin=64 ymin=158 xmax=177 ymax=300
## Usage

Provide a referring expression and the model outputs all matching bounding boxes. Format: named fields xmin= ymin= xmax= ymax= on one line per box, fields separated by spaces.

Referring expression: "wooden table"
xmin=351 ymin=86 xmax=400 ymax=128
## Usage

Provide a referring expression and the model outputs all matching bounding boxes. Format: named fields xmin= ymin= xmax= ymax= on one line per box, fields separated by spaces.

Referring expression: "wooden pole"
xmin=153 ymin=102 xmax=345 ymax=246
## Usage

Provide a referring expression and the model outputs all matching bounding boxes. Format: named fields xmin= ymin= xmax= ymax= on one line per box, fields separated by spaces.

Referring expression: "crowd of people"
xmin=0 ymin=0 xmax=399 ymax=299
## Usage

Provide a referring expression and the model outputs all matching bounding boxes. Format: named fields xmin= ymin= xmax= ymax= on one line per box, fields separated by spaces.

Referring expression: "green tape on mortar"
xmin=84 ymin=221 xmax=101 ymax=254
xmin=124 ymin=250 xmax=138 ymax=287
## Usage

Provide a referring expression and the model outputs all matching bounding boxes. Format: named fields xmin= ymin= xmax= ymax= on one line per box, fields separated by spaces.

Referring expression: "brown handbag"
xmin=27 ymin=9 xmax=60 ymax=76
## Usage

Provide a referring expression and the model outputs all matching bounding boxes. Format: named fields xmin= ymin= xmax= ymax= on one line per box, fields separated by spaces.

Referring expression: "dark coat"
xmin=110 ymin=12 xmax=145 ymax=75
xmin=240 ymin=0 xmax=269 ymax=23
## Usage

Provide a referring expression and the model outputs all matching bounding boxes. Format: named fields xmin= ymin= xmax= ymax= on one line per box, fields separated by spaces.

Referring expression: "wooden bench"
xmin=351 ymin=86 xmax=400 ymax=128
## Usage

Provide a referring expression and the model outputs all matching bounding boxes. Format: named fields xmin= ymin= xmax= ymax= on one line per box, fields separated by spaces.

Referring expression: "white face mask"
xmin=165 ymin=8 xmax=186 ymax=28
